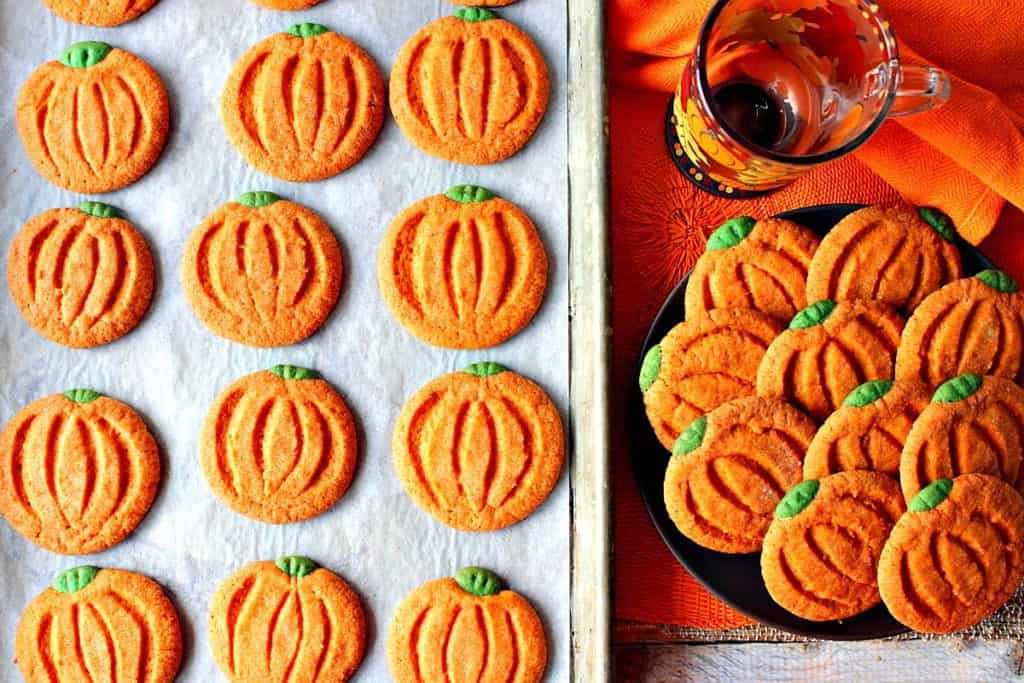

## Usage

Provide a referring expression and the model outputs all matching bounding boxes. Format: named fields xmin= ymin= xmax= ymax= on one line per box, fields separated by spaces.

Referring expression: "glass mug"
xmin=668 ymin=0 xmax=951 ymax=197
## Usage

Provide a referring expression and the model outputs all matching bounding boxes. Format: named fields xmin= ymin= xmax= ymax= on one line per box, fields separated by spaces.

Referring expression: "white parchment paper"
xmin=0 ymin=0 xmax=569 ymax=679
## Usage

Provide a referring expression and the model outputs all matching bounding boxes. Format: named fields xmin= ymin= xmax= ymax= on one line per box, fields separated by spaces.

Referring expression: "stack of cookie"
xmin=641 ymin=205 xmax=1024 ymax=634
xmin=5 ymin=2 xmax=560 ymax=681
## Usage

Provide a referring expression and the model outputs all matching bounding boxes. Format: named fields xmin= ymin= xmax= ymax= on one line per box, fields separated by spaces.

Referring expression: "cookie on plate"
xmin=209 ymin=556 xmax=366 ymax=682
xmin=878 ymin=474 xmax=1024 ymax=633
xmin=8 ymin=202 xmax=154 ymax=349
xmin=663 ymin=396 xmax=817 ymax=553
xmin=756 ymin=300 xmax=904 ymax=422
xmin=387 ymin=567 xmax=547 ymax=683
xmin=17 ymin=42 xmax=169 ymax=194
xmin=390 ymin=9 xmax=550 ymax=164
xmin=900 ymin=374 xmax=1024 ymax=503
xmin=641 ymin=308 xmax=782 ymax=451
xmin=803 ymin=379 xmax=930 ymax=479
xmin=762 ymin=471 xmax=904 ymax=621
xmin=896 ymin=270 xmax=1024 ymax=386
xmin=684 ymin=215 xmax=819 ymax=322
xmin=182 ymin=192 xmax=342 ymax=347
xmin=16 ymin=566 xmax=182 ymax=683
xmin=200 ymin=366 xmax=358 ymax=524
xmin=378 ymin=185 xmax=547 ymax=349
xmin=0 ymin=389 xmax=160 ymax=555
xmin=392 ymin=362 xmax=564 ymax=531
xmin=805 ymin=205 xmax=962 ymax=315
xmin=41 ymin=0 xmax=160 ymax=26
xmin=222 ymin=24 xmax=385 ymax=181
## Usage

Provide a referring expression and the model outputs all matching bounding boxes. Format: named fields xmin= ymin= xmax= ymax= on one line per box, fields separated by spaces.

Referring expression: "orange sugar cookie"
xmin=756 ymin=300 xmax=904 ymax=422
xmin=392 ymin=362 xmax=564 ymax=531
xmin=387 ymin=567 xmax=547 ymax=683
xmin=17 ymin=42 xmax=169 ymax=194
xmin=878 ymin=474 xmax=1024 ymax=633
xmin=182 ymin=192 xmax=342 ymax=348
xmin=0 ymin=389 xmax=160 ymax=555
xmin=41 ymin=0 xmax=160 ymax=26
xmin=378 ymin=185 xmax=547 ymax=349
xmin=761 ymin=471 xmax=905 ymax=621
xmin=803 ymin=379 xmax=930 ymax=480
xmin=390 ymin=9 xmax=550 ymax=164
xmin=684 ymin=215 xmax=820 ymax=322
xmin=200 ymin=366 xmax=358 ymax=524
xmin=663 ymin=396 xmax=817 ymax=553
xmin=16 ymin=566 xmax=182 ymax=683
xmin=640 ymin=308 xmax=782 ymax=451
xmin=805 ymin=205 xmax=962 ymax=315
xmin=896 ymin=270 xmax=1024 ymax=386
xmin=7 ymin=202 xmax=154 ymax=349
xmin=222 ymin=23 xmax=385 ymax=182
xmin=209 ymin=556 xmax=366 ymax=682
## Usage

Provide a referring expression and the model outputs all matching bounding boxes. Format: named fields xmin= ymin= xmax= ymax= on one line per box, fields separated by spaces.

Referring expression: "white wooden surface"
xmin=616 ymin=640 xmax=1024 ymax=681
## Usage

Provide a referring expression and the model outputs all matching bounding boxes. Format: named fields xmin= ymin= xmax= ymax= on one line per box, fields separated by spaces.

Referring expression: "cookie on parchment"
xmin=16 ymin=566 xmax=182 ymax=683
xmin=7 ymin=202 xmax=154 ymax=349
xmin=0 ymin=389 xmax=160 ymax=555
xmin=756 ymin=300 xmax=904 ymax=422
xmin=805 ymin=205 xmax=962 ymax=315
xmin=663 ymin=396 xmax=817 ymax=553
xmin=761 ymin=471 xmax=904 ymax=621
xmin=41 ymin=0 xmax=160 ymax=26
xmin=200 ymin=366 xmax=358 ymax=524
xmin=900 ymin=374 xmax=1024 ymax=503
xmin=182 ymin=192 xmax=342 ymax=348
xmin=878 ymin=474 xmax=1024 ymax=633
xmin=378 ymin=185 xmax=547 ymax=349
xmin=209 ymin=556 xmax=366 ymax=682
xmin=896 ymin=270 xmax=1024 ymax=386
xmin=390 ymin=9 xmax=550 ymax=164
xmin=387 ymin=567 xmax=547 ymax=683
xmin=803 ymin=379 xmax=930 ymax=480
xmin=684 ymin=215 xmax=819 ymax=322
xmin=392 ymin=362 xmax=564 ymax=531
xmin=222 ymin=23 xmax=385 ymax=182
xmin=641 ymin=308 xmax=782 ymax=451
xmin=17 ymin=42 xmax=169 ymax=194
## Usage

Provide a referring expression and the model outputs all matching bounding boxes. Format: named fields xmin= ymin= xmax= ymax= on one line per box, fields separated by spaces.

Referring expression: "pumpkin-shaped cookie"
xmin=878 ymin=474 xmax=1024 ymax=633
xmin=182 ymin=192 xmax=342 ymax=347
xmin=222 ymin=23 xmax=385 ymax=182
xmin=17 ymin=42 xmax=170 ymax=194
xmin=684 ymin=215 xmax=820 ymax=322
xmin=8 ymin=202 xmax=154 ymax=349
xmin=16 ymin=566 xmax=182 ymax=683
xmin=0 ymin=390 xmax=160 ymax=555
xmin=41 ymin=0 xmax=160 ymax=26
xmin=896 ymin=270 xmax=1024 ymax=386
xmin=200 ymin=366 xmax=358 ymax=524
xmin=390 ymin=9 xmax=550 ymax=164
xmin=756 ymin=300 xmax=904 ymax=422
xmin=392 ymin=362 xmax=564 ymax=531
xmin=761 ymin=472 xmax=905 ymax=621
xmin=803 ymin=379 xmax=930 ymax=480
xmin=387 ymin=567 xmax=547 ymax=683
xmin=663 ymin=396 xmax=817 ymax=553
xmin=805 ymin=206 xmax=962 ymax=315
xmin=900 ymin=374 xmax=1024 ymax=503
xmin=209 ymin=556 xmax=366 ymax=682
xmin=641 ymin=308 xmax=782 ymax=450
xmin=378 ymin=186 xmax=547 ymax=349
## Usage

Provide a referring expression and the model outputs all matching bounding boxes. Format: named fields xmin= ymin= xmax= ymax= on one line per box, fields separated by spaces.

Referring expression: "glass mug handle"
xmin=887 ymin=64 xmax=952 ymax=117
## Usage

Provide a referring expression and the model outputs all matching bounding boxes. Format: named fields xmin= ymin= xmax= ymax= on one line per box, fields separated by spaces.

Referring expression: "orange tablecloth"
xmin=610 ymin=1 xmax=1024 ymax=629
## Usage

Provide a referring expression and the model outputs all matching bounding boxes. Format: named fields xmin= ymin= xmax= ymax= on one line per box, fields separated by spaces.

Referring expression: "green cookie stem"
xmin=276 ymin=556 xmax=319 ymax=578
xmin=932 ymin=374 xmax=982 ymax=403
xmin=706 ymin=216 xmax=755 ymax=251
xmin=638 ymin=345 xmax=661 ymax=393
xmin=455 ymin=567 xmax=502 ymax=596
xmin=445 ymin=185 xmax=496 ymax=203
xmin=287 ymin=23 xmax=330 ymax=38
xmin=908 ymin=479 xmax=953 ymax=512
xmin=53 ymin=566 xmax=100 ymax=593
xmin=789 ymin=300 xmax=836 ymax=330
xmin=238 ymin=191 xmax=282 ymax=208
xmin=843 ymin=379 xmax=894 ymax=408
xmin=775 ymin=480 xmax=819 ymax=519
xmin=79 ymin=201 xmax=122 ymax=219
xmin=672 ymin=416 xmax=707 ymax=456
xmin=270 ymin=365 xmax=318 ymax=380
xmin=463 ymin=362 xmax=507 ymax=377
xmin=60 ymin=41 xmax=112 ymax=68
xmin=455 ymin=8 xmax=496 ymax=21
xmin=64 ymin=389 xmax=101 ymax=403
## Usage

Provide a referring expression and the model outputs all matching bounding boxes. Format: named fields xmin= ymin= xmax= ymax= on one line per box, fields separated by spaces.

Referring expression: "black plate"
xmin=630 ymin=203 xmax=996 ymax=640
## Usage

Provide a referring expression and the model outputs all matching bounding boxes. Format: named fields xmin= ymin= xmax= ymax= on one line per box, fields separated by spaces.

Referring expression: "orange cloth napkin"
xmin=609 ymin=0 xmax=1024 ymax=629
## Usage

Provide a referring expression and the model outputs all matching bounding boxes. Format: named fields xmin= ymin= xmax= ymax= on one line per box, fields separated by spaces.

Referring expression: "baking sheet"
xmin=0 ymin=0 xmax=569 ymax=679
